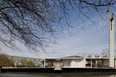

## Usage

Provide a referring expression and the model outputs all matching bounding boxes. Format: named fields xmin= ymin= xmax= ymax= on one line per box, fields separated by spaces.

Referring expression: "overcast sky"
xmin=0 ymin=6 xmax=116 ymax=58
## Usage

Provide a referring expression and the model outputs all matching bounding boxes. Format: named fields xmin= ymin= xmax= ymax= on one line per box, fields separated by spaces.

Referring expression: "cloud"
xmin=1 ymin=12 xmax=116 ymax=58
xmin=45 ymin=16 xmax=113 ymax=57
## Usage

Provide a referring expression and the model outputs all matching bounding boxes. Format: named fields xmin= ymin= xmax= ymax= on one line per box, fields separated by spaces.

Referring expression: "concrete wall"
xmin=70 ymin=59 xmax=85 ymax=68
xmin=62 ymin=59 xmax=86 ymax=68
xmin=62 ymin=60 xmax=71 ymax=68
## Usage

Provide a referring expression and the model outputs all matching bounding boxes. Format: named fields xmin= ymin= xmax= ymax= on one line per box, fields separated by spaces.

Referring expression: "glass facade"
xmin=6 ymin=55 xmax=43 ymax=66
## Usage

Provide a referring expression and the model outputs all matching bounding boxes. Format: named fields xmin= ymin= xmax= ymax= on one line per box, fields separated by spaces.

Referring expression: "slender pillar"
xmin=44 ymin=59 xmax=46 ymax=67
xmin=109 ymin=8 xmax=115 ymax=67
xmin=91 ymin=60 xmax=92 ymax=68
xmin=95 ymin=60 xmax=97 ymax=67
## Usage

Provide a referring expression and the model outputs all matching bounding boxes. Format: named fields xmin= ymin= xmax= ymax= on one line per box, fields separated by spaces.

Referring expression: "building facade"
xmin=44 ymin=56 xmax=116 ymax=70
xmin=6 ymin=55 xmax=43 ymax=67
xmin=44 ymin=56 xmax=86 ymax=70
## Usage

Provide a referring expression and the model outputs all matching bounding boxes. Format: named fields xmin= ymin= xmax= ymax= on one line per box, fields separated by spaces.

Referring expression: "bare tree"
xmin=95 ymin=54 xmax=100 ymax=58
xmin=101 ymin=49 xmax=109 ymax=58
xmin=87 ymin=54 xmax=92 ymax=58
xmin=0 ymin=0 xmax=116 ymax=52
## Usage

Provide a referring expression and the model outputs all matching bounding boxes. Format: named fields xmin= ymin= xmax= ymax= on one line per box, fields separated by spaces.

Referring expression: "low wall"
xmin=1 ymin=67 xmax=116 ymax=73
xmin=1 ymin=67 xmax=54 ymax=73
xmin=62 ymin=68 xmax=116 ymax=73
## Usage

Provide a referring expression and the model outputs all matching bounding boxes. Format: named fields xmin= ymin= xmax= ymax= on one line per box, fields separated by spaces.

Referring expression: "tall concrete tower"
xmin=109 ymin=5 xmax=115 ymax=68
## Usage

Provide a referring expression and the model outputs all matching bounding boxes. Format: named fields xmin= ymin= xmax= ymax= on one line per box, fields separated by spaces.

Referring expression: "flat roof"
xmin=86 ymin=57 xmax=109 ymax=60
xmin=45 ymin=56 xmax=84 ymax=60
xmin=6 ymin=54 xmax=42 ymax=59
xmin=62 ymin=56 xmax=84 ymax=59
xmin=45 ymin=57 xmax=116 ymax=60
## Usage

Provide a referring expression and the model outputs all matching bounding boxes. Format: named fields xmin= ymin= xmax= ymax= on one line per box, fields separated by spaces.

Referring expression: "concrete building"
xmin=44 ymin=56 xmax=86 ymax=70
xmin=62 ymin=56 xmax=86 ymax=68
xmin=44 ymin=56 xmax=116 ymax=70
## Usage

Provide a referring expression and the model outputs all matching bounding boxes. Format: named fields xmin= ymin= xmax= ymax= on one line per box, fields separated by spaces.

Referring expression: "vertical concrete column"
xmin=95 ymin=60 xmax=97 ymax=67
xmin=44 ymin=60 xmax=46 ymax=67
xmin=109 ymin=13 xmax=115 ymax=68
xmin=91 ymin=60 xmax=92 ymax=68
